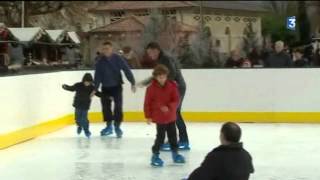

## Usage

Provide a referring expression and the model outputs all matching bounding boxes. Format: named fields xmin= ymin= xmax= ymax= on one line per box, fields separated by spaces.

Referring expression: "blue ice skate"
xmin=151 ymin=154 xmax=164 ymax=167
xmin=100 ymin=126 xmax=113 ymax=136
xmin=115 ymin=127 xmax=123 ymax=138
xmin=160 ymin=142 xmax=171 ymax=151
xmin=85 ymin=131 xmax=92 ymax=138
xmin=77 ymin=126 xmax=82 ymax=135
xmin=172 ymin=152 xmax=185 ymax=164
xmin=178 ymin=142 xmax=191 ymax=151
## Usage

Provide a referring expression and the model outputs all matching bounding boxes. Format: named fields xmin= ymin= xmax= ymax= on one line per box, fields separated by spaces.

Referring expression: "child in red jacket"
xmin=144 ymin=64 xmax=185 ymax=167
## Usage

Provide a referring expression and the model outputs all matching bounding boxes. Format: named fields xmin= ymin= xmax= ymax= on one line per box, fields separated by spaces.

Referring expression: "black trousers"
xmin=176 ymin=86 xmax=189 ymax=143
xmin=100 ymin=85 xmax=123 ymax=128
xmin=152 ymin=122 xmax=178 ymax=154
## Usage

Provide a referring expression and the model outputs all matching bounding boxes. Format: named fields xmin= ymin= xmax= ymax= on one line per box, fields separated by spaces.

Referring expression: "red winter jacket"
xmin=144 ymin=79 xmax=180 ymax=124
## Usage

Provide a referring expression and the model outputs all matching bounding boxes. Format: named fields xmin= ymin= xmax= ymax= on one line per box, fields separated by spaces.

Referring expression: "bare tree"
xmin=0 ymin=2 xmax=69 ymax=26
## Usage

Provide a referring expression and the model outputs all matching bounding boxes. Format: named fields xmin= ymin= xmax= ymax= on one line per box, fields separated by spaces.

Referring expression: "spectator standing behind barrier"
xmin=248 ymin=48 xmax=263 ymax=66
xmin=293 ymin=48 xmax=308 ymax=67
xmin=64 ymin=45 xmax=78 ymax=68
xmin=261 ymin=42 xmax=273 ymax=66
xmin=264 ymin=41 xmax=292 ymax=68
xmin=185 ymin=122 xmax=254 ymax=180
xmin=94 ymin=51 xmax=101 ymax=65
xmin=122 ymin=46 xmax=141 ymax=69
xmin=312 ymin=48 xmax=320 ymax=66
xmin=241 ymin=57 xmax=252 ymax=68
xmin=224 ymin=49 xmax=244 ymax=68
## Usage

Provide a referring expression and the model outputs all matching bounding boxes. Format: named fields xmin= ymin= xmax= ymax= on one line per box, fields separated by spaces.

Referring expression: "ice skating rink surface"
xmin=1 ymin=122 xmax=320 ymax=180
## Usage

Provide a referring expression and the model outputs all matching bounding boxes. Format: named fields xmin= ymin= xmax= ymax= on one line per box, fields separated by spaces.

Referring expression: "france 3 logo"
xmin=287 ymin=16 xmax=296 ymax=31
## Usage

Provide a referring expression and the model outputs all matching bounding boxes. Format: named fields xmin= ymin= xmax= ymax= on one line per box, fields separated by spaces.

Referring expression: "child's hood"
xmin=82 ymin=73 xmax=93 ymax=82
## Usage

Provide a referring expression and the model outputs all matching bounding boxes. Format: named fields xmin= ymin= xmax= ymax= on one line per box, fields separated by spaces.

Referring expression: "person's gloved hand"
xmin=136 ymin=81 xmax=146 ymax=88
xmin=131 ymin=85 xmax=137 ymax=93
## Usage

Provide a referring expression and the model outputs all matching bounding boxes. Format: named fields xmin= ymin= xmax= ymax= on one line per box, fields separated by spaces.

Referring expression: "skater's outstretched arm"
xmin=94 ymin=61 xmax=102 ymax=91
xmin=119 ymin=55 xmax=136 ymax=86
xmin=62 ymin=83 xmax=77 ymax=92
xmin=137 ymin=77 xmax=153 ymax=88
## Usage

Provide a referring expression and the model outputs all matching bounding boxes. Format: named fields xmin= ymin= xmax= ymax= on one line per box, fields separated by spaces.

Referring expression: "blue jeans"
xmin=75 ymin=109 xmax=89 ymax=132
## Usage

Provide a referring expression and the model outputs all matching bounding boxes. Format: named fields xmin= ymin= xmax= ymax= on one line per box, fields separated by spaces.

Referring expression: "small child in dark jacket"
xmin=62 ymin=73 xmax=101 ymax=138
xmin=144 ymin=64 xmax=185 ymax=167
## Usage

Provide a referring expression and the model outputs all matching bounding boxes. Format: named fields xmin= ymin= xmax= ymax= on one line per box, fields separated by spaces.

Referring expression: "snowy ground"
xmin=1 ymin=122 xmax=320 ymax=180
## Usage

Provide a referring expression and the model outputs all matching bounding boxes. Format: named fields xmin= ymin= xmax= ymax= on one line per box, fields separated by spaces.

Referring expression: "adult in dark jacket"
xmin=248 ymin=48 xmax=262 ymax=66
xmin=92 ymin=41 xmax=136 ymax=138
xmin=138 ymin=42 xmax=190 ymax=150
xmin=62 ymin=73 xmax=101 ymax=138
xmin=122 ymin=46 xmax=141 ymax=69
xmin=265 ymin=41 xmax=292 ymax=68
xmin=224 ymin=49 xmax=244 ymax=68
xmin=293 ymin=48 xmax=308 ymax=67
xmin=187 ymin=122 xmax=254 ymax=180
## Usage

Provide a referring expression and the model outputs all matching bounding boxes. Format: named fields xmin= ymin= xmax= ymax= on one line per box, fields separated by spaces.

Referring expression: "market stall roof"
xmin=67 ymin=31 xmax=81 ymax=44
xmin=8 ymin=27 xmax=53 ymax=43
xmin=46 ymin=30 xmax=66 ymax=42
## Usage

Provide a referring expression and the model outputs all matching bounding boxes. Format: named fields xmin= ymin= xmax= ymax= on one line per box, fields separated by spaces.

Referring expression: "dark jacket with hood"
xmin=294 ymin=58 xmax=308 ymax=67
xmin=63 ymin=73 xmax=101 ymax=110
xmin=187 ymin=143 xmax=254 ymax=180
xmin=265 ymin=51 xmax=292 ymax=68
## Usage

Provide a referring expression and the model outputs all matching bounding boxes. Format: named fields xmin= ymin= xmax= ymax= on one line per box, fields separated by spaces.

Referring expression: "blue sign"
xmin=287 ymin=16 xmax=296 ymax=30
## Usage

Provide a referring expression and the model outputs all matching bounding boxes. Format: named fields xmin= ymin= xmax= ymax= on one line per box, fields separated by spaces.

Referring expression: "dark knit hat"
xmin=82 ymin=73 xmax=93 ymax=82
xmin=146 ymin=42 xmax=161 ymax=51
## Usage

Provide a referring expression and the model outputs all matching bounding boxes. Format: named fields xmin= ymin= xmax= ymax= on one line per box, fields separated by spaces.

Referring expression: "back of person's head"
xmin=152 ymin=64 xmax=169 ymax=77
xmin=230 ymin=49 xmax=241 ymax=60
xmin=294 ymin=48 xmax=304 ymax=55
xmin=221 ymin=122 xmax=242 ymax=143
xmin=82 ymin=73 xmax=93 ymax=82
xmin=146 ymin=42 xmax=161 ymax=51
xmin=103 ymin=41 xmax=113 ymax=46
xmin=123 ymin=46 xmax=132 ymax=54
xmin=275 ymin=40 xmax=284 ymax=47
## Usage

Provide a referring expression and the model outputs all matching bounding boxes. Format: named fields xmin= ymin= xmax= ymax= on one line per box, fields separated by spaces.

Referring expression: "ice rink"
xmin=1 ymin=122 xmax=320 ymax=180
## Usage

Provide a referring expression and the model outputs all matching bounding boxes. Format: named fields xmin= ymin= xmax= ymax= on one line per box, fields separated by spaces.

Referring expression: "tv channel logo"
xmin=287 ymin=16 xmax=296 ymax=30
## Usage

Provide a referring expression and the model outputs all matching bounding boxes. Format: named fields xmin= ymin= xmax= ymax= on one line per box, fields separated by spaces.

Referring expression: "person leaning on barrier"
xmin=292 ymin=48 xmax=308 ymax=68
xmin=264 ymin=40 xmax=292 ymax=68
xmin=224 ymin=49 xmax=244 ymax=68
xmin=186 ymin=122 xmax=254 ymax=180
